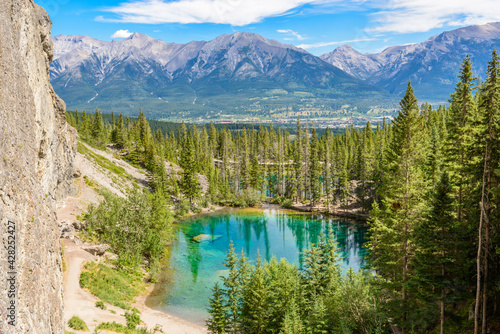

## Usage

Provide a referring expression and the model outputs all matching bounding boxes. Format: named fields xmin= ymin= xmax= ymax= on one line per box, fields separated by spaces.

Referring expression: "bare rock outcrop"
xmin=0 ymin=1 xmax=76 ymax=333
xmin=82 ymin=244 xmax=110 ymax=256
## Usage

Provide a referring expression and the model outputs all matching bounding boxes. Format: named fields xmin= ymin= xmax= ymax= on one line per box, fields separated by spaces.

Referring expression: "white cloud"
xmin=277 ymin=29 xmax=306 ymax=40
xmin=111 ymin=29 xmax=133 ymax=38
xmin=99 ymin=0 xmax=500 ymax=35
xmin=100 ymin=0 xmax=340 ymax=26
xmin=298 ymin=37 xmax=377 ymax=49
xmin=367 ymin=0 xmax=500 ymax=33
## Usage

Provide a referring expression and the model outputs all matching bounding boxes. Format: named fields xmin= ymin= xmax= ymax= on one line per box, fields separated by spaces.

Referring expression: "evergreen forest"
xmin=66 ymin=52 xmax=500 ymax=333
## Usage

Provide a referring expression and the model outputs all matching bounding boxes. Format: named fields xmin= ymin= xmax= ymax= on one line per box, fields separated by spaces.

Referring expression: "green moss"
xmin=79 ymin=261 xmax=146 ymax=309
xmin=68 ymin=315 xmax=89 ymax=331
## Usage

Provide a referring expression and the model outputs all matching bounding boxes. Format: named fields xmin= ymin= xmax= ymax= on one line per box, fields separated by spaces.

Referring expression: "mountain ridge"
xmin=50 ymin=32 xmax=392 ymax=119
xmin=321 ymin=22 xmax=500 ymax=101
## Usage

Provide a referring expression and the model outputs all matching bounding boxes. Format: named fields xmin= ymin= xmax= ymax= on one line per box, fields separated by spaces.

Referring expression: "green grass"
xmin=79 ymin=261 xmax=146 ymax=310
xmin=78 ymin=142 xmax=132 ymax=180
xmin=83 ymin=175 xmax=95 ymax=187
xmin=68 ymin=315 xmax=89 ymax=331
xmin=95 ymin=322 xmax=154 ymax=334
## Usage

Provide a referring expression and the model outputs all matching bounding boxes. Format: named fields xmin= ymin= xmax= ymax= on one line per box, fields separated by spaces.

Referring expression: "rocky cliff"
xmin=0 ymin=0 xmax=76 ymax=333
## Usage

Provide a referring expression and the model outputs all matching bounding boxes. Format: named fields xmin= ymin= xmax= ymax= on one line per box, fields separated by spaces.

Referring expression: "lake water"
xmin=154 ymin=207 xmax=368 ymax=324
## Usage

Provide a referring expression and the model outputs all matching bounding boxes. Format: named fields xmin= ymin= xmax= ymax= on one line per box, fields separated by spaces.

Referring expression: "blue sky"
xmin=36 ymin=0 xmax=500 ymax=55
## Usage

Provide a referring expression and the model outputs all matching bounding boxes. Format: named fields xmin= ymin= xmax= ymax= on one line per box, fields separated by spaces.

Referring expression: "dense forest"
xmin=67 ymin=51 xmax=500 ymax=333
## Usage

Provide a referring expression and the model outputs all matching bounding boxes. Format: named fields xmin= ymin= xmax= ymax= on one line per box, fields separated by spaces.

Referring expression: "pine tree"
xmin=309 ymin=128 xmax=321 ymax=206
xmin=413 ymin=172 xmax=457 ymax=334
xmin=294 ymin=118 xmax=305 ymax=202
xmin=250 ymin=154 xmax=262 ymax=191
xmin=445 ymin=54 xmax=477 ymax=224
xmin=91 ymin=108 xmax=105 ymax=145
xmin=180 ymin=135 xmax=201 ymax=206
xmin=474 ymin=49 xmax=500 ymax=334
xmin=242 ymin=255 xmax=269 ymax=334
xmin=222 ymin=242 xmax=242 ymax=334
xmin=368 ymin=81 xmax=428 ymax=332
xmin=207 ymin=283 xmax=228 ymax=334
xmin=280 ymin=298 xmax=303 ymax=334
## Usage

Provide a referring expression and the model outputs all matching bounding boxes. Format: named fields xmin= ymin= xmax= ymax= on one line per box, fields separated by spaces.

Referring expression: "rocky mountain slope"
xmin=321 ymin=22 xmax=500 ymax=101
xmin=50 ymin=32 xmax=391 ymax=118
xmin=0 ymin=1 xmax=76 ymax=332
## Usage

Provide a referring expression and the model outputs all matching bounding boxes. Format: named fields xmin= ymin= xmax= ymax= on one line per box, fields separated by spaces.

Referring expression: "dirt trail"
xmin=62 ymin=239 xmax=207 ymax=334
xmin=58 ymin=141 xmax=207 ymax=334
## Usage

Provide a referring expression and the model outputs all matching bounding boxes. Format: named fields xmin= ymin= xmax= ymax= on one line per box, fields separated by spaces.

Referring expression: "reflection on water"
xmin=157 ymin=207 xmax=368 ymax=325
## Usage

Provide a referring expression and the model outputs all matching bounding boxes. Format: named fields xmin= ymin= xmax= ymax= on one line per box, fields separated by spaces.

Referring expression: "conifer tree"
xmin=474 ymin=49 xmax=500 ymax=334
xmin=294 ymin=118 xmax=305 ymax=202
xmin=91 ymin=108 xmax=105 ymax=145
xmin=222 ymin=242 xmax=242 ymax=334
xmin=445 ymin=54 xmax=477 ymax=224
xmin=280 ymin=298 xmax=303 ymax=334
xmin=180 ymin=135 xmax=201 ymax=206
xmin=207 ymin=283 xmax=228 ymax=334
xmin=242 ymin=255 xmax=270 ymax=334
xmin=413 ymin=172 xmax=457 ymax=334
xmin=368 ymin=81 xmax=428 ymax=332
xmin=309 ymin=128 xmax=321 ymax=206
xmin=250 ymin=154 xmax=262 ymax=191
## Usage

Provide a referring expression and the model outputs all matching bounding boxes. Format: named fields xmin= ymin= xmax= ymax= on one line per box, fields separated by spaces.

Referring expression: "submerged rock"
xmin=191 ymin=234 xmax=221 ymax=243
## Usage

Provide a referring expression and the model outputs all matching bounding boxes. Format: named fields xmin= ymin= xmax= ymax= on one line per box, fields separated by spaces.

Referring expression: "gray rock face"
xmin=0 ymin=1 xmax=76 ymax=333
xmin=321 ymin=22 xmax=500 ymax=101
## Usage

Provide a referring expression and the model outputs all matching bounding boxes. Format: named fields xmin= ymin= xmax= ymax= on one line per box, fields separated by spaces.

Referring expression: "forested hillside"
xmin=68 ymin=51 xmax=500 ymax=333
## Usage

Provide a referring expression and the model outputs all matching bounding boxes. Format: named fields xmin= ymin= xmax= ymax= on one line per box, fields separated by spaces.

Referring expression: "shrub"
xmin=83 ymin=175 xmax=94 ymax=187
xmin=272 ymin=195 xmax=293 ymax=209
xmin=96 ymin=322 xmax=153 ymax=334
xmin=83 ymin=189 xmax=173 ymax=267
xmin=174 ymin=198 xmax=191 ymax=218
xmin=68 ymin=315 xmax=89 ymax=331
xmin=95 ymin=301 xmax=106 ymax=310
xmin=234 ymin=188 xmax=265 ymax=207
xmin=125 ymin=309 xmax=141 ymax=329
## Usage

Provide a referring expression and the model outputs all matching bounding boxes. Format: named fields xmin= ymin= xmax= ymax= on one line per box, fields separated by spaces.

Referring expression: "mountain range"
xmin=50 ymin=22 xmax=500 ymax=119
xmin=321 ymin=22 xmax=500 ymax=101
xmin=50 ymin=32 xmax=390 ymax=119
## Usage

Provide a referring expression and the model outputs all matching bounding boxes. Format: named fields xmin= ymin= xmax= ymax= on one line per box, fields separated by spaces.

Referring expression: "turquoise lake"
xmin=155 ymin=207 xmax=369 ymax=324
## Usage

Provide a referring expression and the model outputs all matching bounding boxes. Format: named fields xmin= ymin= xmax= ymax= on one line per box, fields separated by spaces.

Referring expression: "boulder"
xmin=58 ymin=220 xmax=75 ymax=237
xmin=71 ymin=220 xmax=84 ymax=231
xmin=82 ymin=244 xmax=110 ymax=256
xmin=103 ymin=252 xmax=118 ymax=261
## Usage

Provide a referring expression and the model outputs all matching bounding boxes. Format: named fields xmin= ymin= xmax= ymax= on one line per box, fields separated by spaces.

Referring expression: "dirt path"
xmin=62 ymin=239 xmax=207 ymax=334
xmin=58 ymin=141 xmax=207 ymax=333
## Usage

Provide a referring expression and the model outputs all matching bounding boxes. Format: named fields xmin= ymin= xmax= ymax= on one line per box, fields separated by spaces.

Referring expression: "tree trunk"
xmin=475 ymin=141 xmax=488 ymax=334
xmin=482 ymin=218 xmax=489 ymax=334
xmin=441 ymin=223 xmax=446 ymax=334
